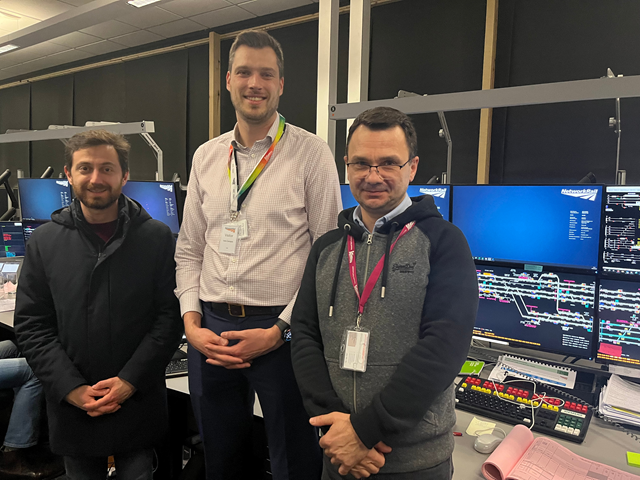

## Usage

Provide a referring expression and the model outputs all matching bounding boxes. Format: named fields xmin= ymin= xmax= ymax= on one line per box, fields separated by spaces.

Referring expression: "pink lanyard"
xmin=347 ymin=221 xmax=415 ymax=315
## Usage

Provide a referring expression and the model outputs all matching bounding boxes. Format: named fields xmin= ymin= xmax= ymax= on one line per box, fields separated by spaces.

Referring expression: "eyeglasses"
xmin=346 ymin=159 xmax=413 ymax=177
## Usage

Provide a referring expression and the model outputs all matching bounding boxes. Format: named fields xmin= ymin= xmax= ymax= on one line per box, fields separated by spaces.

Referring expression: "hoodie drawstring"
xmin=329 ymin=224 xmax=351 ymax=317
xmin=381 ymin=222 xmax=398 ymax=299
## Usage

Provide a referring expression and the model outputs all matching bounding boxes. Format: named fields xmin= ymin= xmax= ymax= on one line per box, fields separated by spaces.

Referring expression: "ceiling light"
xmin=0 ymin=9 xmax=21 ymax=20
xmin=0 ymin=44 xmax=18 ymax=55
xmin=127 ymin=0 xmax=162 ymax=7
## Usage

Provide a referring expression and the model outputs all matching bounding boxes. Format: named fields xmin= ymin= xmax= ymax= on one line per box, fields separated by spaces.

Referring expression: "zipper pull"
xmin=367 ymin=234 xmax=373 ymax=245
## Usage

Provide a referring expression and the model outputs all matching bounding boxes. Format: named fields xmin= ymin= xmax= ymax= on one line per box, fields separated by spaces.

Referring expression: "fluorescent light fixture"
xmin=127 ymin=0 xmax=161 ymax=7
xmin=0 ymin=44 xmax=18 ymax=54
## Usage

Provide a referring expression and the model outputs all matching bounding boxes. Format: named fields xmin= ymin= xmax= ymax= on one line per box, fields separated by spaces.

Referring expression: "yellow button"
xmin=462 ymin=383 xmax=467 ymax=388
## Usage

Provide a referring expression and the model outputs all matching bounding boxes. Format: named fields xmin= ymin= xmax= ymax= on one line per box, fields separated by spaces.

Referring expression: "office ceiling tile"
xmin=77 ymin=39 xmax=126 ymax=56
xmin=42 ymin=47 xmax=92 ymax=67
xmin=192 ymin=5 xmax=255 ymax=28
xmin=110 ymin=29 xmax=164 ymax=48
xmin=80 ymin=20 xmax=138 ymax=39
xmin=58 ymin=0 xmax=99 ymax=5
xmin=160 ymin=0 xmax=230 ymax=18
xmin=239 ymin=0 xmax=312 ymax=17
xmin=0 ymin=0 xmax=72 ymax=20
xmin=0 ymin=41 xmax=67 ymax=67
xmin=50 ymin=31 xmax=102 ymax=48
xmin=117 ymin=6 xmax=181 ymax=29
xmin=148 ymin=18 xmax=205 ymax=37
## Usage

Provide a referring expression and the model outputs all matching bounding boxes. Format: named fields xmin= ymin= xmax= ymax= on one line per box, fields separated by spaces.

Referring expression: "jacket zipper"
xmin=353 ymin=233 xmax=373 ymax=414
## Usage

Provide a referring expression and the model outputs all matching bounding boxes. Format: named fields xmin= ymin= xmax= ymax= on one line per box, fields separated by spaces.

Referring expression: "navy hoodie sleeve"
xmin=291 ymin=231 xmax=349 ymax=418
xmin=350 ymin=221 xmax=478 ymax=448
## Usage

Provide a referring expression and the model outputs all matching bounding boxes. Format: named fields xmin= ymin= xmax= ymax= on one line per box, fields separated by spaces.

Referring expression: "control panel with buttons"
xmin=455 ymin=377 xmax=592 ymax=443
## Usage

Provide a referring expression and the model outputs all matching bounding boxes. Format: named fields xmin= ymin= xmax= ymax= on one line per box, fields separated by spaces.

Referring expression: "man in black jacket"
xmin=14 ymin=130 xmax=182 ymax=480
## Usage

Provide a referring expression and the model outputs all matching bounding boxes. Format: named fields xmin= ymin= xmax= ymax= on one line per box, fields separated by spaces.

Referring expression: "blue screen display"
xmin=122 ymin=181 xmax=180 ymax=234
xmin=452 ymin=186 xmax=602 ymax=270
xmin=18 ymin=178 xmax=72 ymax=222
xmin=340 ymin=184 xmax=450 ymax=221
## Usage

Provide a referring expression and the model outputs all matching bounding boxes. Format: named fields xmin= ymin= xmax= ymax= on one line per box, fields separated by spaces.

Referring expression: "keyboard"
xmin=165 ymin=358 xmax=188 ymax=377
xmin=455 ymin=377 xmax=592 ymax=443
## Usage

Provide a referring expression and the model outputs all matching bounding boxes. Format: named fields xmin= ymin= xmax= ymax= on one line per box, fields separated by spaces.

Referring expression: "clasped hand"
xmin=65 ymin=377 xmax=135 ymax=417
xmin=310 ymin=412 xmax=392 ymax=478
xmin=187 ymin=324 xmax=283 ymax=369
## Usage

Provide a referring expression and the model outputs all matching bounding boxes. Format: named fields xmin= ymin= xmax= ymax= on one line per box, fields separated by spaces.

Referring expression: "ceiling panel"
xmin=80 ymin=20 xmax=138 ymax=39
xmin=77 ymin=39 xmax=126 ymax=56
xmin=117 ymin=6 xmax=181 ymax=29
xmin=0 ymin=41 xmax=67 ymax=67
xmin=192 ymin=5 xmax=255 ymax=28
xmin=0 ymin=0 xmax=71 ymax=20
xmin=148 ymin=18 xmax=205 ymax=38
xmin=50 ymin=31 xmax=102 ymax=48
xmin=110 ymin=30 xmax=164 ymax=48
xmin=239 ymin=0 xmax=313 ymax=17
xmin=159 ymin=0 xmax=231 ymax=18
xmin=58 ymin=0 xmax=99 ymax=5
xmin=41 ymin=47 xmax=92 ymax=67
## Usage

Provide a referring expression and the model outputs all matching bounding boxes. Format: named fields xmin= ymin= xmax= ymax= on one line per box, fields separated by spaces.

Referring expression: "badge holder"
xmin=339 ymin=326 xmax=370 ymax=373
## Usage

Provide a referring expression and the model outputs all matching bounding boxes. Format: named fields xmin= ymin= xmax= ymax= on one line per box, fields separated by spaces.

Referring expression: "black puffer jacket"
xmin=14 ymin=195 xmax=182 ymax=456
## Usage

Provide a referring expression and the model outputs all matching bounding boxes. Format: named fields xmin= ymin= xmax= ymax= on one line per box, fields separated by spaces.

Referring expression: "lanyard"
xmin=227 ymin=114 xmax=286 ymax=220
xmin=347 ymin=221 xmax=415 ymax=315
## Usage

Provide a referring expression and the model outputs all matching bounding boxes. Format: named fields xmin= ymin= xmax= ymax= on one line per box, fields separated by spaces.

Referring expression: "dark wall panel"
xmin=187 ymin=45 xmax=210 ymax=178
xmin=74 ymin=63 xmax=126 ymax=126
xmin=369 ymin=0 xmax=486 ymax=184
xmin=124 ymin=51 xmax=188 ymax=181
xmin=30 ymin=76 xmax=74 ymax=178
xmin=493 ymin=0 xmax=640 ymax=184
xmin=0 ymin=84 xmax=30 ymax=187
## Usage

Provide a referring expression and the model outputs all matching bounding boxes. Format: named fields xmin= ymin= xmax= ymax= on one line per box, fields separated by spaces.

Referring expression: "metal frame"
xmin=0 ymin=121 xmax=165 ymax=180
xmin=316 ymin=0 xmax=339 ymax=155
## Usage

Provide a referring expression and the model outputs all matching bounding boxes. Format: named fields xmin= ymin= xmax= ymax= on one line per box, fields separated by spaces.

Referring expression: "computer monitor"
xmin=18 ymin=178 xmax=72 ymax=222
xmin=452 ymin=185 xmax=603 ymax=270
xmin=474 ymin=264 xmax=596 ymax=358
xmin=0 ymin=222 xmax=25 ymax=257
xmin=22 ymin=221 xmax=46 ymax=244
xmin=602 ymin=186 xmax=640 ymax=276
xmin=122 ymin=181 xmax=180 ymax=235
xmin=339 ymin=184 xmax=451 ymax=221
xmin=597 ymin=278 xmax=640 ymax=368
xmin=0 ymin=257 xmax=23 ymax=286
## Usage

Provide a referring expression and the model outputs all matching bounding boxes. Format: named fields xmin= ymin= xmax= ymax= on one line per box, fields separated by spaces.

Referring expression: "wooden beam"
xmin=209 ymin=31 xmax=221 ymax=140
xmin=477 ymin=0 xmax=499 ymax=184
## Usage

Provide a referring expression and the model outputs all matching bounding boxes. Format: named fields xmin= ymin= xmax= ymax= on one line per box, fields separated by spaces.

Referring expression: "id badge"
xmin=339 ymin=327 xmax=370 ymax=372
xmin=219 ymin=223 xmax=239 ymax=254
xmin=237 ymin=219 xmax=249 ymax=239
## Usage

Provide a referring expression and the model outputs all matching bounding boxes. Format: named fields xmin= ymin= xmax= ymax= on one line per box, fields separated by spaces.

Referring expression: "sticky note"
xmin=466 ymin=417 xmax=497 ymax=437
xmin=460 ymin=361 xmax=485 ymax=375
xmin=627 ymin=452 xmax=640 ymax=468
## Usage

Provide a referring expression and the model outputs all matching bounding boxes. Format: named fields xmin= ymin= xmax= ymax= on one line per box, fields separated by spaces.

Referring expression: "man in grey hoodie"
xmin=291 ymin=107 xmax=478 ymax=479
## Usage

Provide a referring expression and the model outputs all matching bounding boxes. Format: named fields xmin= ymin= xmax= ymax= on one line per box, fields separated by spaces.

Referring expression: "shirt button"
xmin=251 ymin=154 xmax=255 ymax=158
xmin=229 ymin=286 xmax=234 ymax=291
xmin=231 ymin=258 xmax=237 ymax=263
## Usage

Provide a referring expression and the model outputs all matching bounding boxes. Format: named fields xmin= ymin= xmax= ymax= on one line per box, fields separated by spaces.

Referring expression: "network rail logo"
xmin=56 ymin=180 xmax=69 ymax=187
xmin=560 ymin=188 xmax=598 ymax=201
xmin=419 ymin=187 xmax=447 ymax=198
xmin=160 ymin=184 xmax=173 ymax=193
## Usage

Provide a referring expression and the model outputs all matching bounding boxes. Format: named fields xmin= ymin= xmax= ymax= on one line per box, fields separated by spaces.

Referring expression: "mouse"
xmin=474 ymin=433 xmax=503 ymax=454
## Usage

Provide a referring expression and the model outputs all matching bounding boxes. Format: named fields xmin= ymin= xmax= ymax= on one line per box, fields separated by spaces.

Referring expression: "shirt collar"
xmin=231 ymin=112 xmax=281 ymax=149
xmin=353 ymin=194 xmax=412 ymax=233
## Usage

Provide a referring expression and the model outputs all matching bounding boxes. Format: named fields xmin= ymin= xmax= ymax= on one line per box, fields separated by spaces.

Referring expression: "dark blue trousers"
xmin=188 ymin=302 xmax=322 ymax=480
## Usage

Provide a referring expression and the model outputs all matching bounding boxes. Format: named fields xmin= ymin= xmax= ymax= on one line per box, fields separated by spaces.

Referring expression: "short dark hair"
xmin=228 ymin=30 xmax=284 ymax=78
xmin=346 ymin=107 xmax=418 ymax=159
xmin=64 ymin=130 xmax=130 ymax=174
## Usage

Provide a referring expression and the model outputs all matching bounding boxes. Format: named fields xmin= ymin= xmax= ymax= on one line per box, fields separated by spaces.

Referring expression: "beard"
xmin=73 ymin=184 xmax=120 ymax=210
xmin=231 ymin=91 xmax=279 ymax=125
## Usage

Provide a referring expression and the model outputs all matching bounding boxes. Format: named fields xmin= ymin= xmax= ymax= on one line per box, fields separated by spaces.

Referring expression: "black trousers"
xmin=322 ymin=455 xmax=453 ymax=480
xmin=188 ymin=302 xmax=322 ymax=480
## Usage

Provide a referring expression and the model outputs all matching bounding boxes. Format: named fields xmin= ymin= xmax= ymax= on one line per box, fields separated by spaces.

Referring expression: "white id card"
xmin=339 ymin=327 xmax=370 ymax=372
xmin=219 ymin=224 xmax=238 ymax=254
xmin=236 ymin=219 xmax=249 ymax=239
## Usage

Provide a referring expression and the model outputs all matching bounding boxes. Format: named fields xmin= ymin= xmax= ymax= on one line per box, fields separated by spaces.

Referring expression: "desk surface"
xmin=0 ymin=310 xmax=13 ymax=329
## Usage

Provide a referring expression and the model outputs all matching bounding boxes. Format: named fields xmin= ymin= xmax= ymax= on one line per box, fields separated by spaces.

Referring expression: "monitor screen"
xmin=18 ymin=178 xmax=72 ymax=222
xmin=474 ymin=264 xmax=596 ymax=358
xmin=0 ymin=222 xmax=25 ymax=257
xmin=452 ymin=185 xmax=602 ymax=270
xmin=597 ymin=278 xmax=640 ymax=368
xmin=22 ymin=221 xmax=46 ymax=244
xmin=339 ymin=184 xmax=451 ymax=221
xmin=602 ymin=186 xmax=640 ymax=276
xmin=122 ymin=181 xmax=180 ymax=234
xmin=0 ymin=258 xmax=22 ymax=286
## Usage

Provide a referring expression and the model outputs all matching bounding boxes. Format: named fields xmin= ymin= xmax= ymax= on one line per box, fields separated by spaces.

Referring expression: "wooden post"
xmin=477 ymin=0 xmax=498 ymax=184
xmin=209 ymin=31 xmax=221 ymax=140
